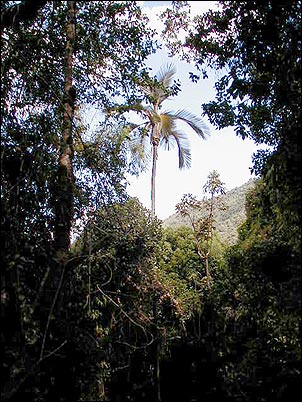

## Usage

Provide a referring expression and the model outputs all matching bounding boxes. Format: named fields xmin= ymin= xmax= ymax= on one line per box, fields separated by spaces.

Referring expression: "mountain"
xmin=162 ymin=178 xmax=257 ymax=245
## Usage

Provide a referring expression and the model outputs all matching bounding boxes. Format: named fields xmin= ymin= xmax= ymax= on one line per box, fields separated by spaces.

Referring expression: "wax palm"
xmin=108 ymin=64 xmax=209 ymax=216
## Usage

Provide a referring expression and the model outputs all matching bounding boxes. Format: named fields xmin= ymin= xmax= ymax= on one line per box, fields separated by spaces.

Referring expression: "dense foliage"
xmin=1 ymin=1 xmax=157 ymax=400
xmin=1 ymin=1 xmax=301 ymax=401
xmin=72 ymin=198 xmax=178 ymax=401
xmin=159 ymin=1 xmax=301 ymax=400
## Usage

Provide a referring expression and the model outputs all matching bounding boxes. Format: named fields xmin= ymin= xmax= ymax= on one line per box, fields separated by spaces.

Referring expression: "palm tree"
xmin=108 ymin=63 xmax=209 ymax=217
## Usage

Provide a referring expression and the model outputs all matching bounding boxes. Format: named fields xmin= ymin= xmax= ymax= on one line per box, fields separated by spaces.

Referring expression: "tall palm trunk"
xmin=54 ymin=1 xmax=76 ymax=252
xmin=151 ymin=124 xmax=160 ymax=217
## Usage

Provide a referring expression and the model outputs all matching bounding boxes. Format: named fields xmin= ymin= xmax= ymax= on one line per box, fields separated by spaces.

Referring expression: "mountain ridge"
xmin=163 ymin=178 xmax=257 ymax=244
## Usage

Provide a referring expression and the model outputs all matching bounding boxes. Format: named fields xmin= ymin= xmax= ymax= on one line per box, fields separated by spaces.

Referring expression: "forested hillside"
xmin=1 ymin=1 xmax=300 ymax=401
xmin=163 ymin=179 xmax=256 ymax=244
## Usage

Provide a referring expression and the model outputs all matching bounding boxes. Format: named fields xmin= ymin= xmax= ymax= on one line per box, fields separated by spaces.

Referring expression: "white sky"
xmin=125 ymin=1 xmax=265 ymax=220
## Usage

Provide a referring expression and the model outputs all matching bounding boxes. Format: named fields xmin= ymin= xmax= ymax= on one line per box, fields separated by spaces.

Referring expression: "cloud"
xmin=190 ymin=1 xmax=220 ymax=16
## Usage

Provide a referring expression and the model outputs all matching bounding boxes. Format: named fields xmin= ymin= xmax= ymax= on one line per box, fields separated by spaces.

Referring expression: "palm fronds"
xmin=165 ymin=109 xmax=210 ymax=139
xmin=139 ymin=63 xmax=176 ymax=105
xmin=155 ymin=62 xmax=176 ymax=89
xmin=170 ymin=130 xmax=192 ymax=170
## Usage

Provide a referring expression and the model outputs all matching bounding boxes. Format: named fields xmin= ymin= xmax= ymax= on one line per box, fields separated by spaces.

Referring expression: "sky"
xmin=126 ymin=1 xmax=264 ymax=220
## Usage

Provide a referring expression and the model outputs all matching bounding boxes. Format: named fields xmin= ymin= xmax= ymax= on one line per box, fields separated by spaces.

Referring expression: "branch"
xmin=96 ymin=285 xmax=154 ymax=346
xmin=40 ymin=264 xmax=66 ymax=360
xmin=106 ymin=102 xmax=145 ymax=116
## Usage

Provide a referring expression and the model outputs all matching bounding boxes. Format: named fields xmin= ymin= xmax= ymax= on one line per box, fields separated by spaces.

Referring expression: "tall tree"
xmin=54 ymin=0 xmax=76 ymax=252
xmin=108 ymin=64 xmax=209 ymax=216
xmin=1 ymin=0 xmax=157 ymax=250
xmin=176 ymin=170 xmax=226 ymax=286
xmin=1 ymin=2 xmax=158 ymax=399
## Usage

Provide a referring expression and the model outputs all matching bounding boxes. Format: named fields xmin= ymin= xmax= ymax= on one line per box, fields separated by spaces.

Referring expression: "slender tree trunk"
xmin=54 ymin=1 xmax=76 ymax=252
xmin=151 ymin=125 xmax=160 ymax=217
xmin=151 ymin=143 xmax=157 ymax=217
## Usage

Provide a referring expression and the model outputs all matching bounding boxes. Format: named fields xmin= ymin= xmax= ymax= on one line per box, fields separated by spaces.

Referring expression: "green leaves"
xmin=162 ymin=0 xmax=301 ymax=165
